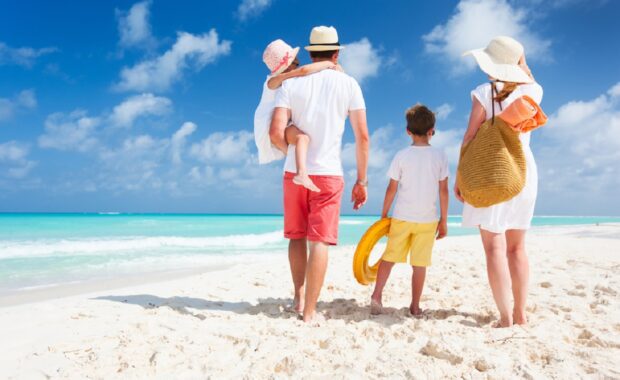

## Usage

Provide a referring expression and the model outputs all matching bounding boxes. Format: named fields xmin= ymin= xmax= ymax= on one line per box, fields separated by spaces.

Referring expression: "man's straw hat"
xmin=304 ymin=26 xmax=345 ymax=52
xmin=463 ymin=36 xmax=533 ymax=83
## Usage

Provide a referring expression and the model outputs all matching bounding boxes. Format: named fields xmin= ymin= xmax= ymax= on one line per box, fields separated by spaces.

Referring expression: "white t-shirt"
xmin=387 ymin=146 xmax=449 ymax=223
xmin=253 ymin=76 xmax=286 ymax=164
xmin=274 ymin=69 xmax=366 ymax=175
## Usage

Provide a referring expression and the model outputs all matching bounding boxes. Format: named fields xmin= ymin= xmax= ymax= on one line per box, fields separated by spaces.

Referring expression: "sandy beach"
xmin=1 ymin=224 xmax=619 ymax=379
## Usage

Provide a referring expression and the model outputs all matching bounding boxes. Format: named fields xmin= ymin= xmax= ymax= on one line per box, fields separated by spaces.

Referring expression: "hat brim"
xmin=304 ymin=45 xmax=345 ymax=52
xmin=271 ymin=46 xmax=300 ymax=76
xmin=463 ymin=49 xmax=533 ymax=84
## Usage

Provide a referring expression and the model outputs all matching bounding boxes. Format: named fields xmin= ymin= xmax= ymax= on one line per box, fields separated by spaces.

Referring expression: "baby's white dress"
xmin=254 ymin=76 xmax=285 ymax=164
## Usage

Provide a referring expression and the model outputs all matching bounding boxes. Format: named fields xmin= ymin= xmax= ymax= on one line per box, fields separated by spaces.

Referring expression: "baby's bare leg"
xmin=285 ymin=125 xmax=319 ymax=192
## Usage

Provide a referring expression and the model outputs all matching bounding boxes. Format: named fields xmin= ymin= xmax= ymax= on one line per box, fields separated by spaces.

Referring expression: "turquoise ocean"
xmin=1 ymin=214 xmax=619 ymax=294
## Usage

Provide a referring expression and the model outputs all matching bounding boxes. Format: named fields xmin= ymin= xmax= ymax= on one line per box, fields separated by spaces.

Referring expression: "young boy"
xmin=370 ymin=104 xmax=449 ymax=316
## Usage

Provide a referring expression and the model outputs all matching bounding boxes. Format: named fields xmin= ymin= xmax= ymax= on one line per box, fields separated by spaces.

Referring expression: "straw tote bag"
xmin=456 ymin=83 xmax=526 ymax=208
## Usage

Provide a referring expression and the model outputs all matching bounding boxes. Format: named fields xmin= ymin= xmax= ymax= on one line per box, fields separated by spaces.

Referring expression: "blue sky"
xmin=1 ymin=0 xmax=619 ymax=215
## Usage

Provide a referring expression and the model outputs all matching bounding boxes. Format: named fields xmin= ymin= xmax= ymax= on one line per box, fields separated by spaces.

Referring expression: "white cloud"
xmin=171 ymin=122 xmax=197 ymax=164
xmin=435 ymin=103 xmax=454 ymax=121
xmin=0 ymin=90 xmax=37 ymax=121
xmin=236 ymin=0 xmax=272 ymax=21
xmin=190 ymin=130 xmax=253 ymax=163
xmin=115 ymin=30 xmax=232 ymax=92
xmin=116 ymin=1 xmax=156 ymax=49
xmin=38 ymin=110 xmax=100 ymax=152
xmin=536 ymin=81 xmax=620 ymax=212
xmin=0 ymin=42 xmax=57 ymax=68
xmin=0 ymin=141 xmax=36 ymax=178
xmin=423 ymin=0 xmax=551 ymax=75
xmin=110 ymin=93 xmax=172 ymax=127
xmin=339 ymin=38 xmax=382 ymax=84
xmin=98 ymin=134 xmax=169 ymax=191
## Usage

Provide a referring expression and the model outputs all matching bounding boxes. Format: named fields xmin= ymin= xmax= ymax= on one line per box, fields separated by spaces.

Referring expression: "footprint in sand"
xmin=420 ymin=340 xmax=463 ymax=365
xmin=540 ymin=282 xmax=552 ymax=288
xmin=567 ymin=289 xmax=587 ymax=297
xmin=594 ymin=285 xmax=617 ymax=296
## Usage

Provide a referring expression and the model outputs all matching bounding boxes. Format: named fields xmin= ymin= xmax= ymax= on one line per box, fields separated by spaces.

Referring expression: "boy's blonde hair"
xmin=406 ymin=104 xmax=435 ymax=136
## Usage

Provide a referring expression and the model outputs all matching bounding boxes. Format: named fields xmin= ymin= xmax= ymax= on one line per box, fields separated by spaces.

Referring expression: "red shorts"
xmin=283 ymin=172 xmax=345 ymax=245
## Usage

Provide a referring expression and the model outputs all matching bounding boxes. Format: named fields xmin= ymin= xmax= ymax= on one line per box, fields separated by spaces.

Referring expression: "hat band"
xmin=309 ymin=42 xmax=340 ymax=46
xmin=271 ymin=51 xmax=292 ymax=74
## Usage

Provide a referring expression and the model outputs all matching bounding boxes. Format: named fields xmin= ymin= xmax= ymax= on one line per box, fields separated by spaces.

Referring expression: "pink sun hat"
xmin=262 ymin=39 xmax=300 ymax=76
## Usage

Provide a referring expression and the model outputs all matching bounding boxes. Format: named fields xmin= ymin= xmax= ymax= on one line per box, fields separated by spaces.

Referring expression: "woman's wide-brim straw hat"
xmin=463 ymin=36 xmax=533 ymax=83
xmin=263 ymin=39 xmax=300 ymax=76
xmin=304 ymin=26 xmax=345 ymax=52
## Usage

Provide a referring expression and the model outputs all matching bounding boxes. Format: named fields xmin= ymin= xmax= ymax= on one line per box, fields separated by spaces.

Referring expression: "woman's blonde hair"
xmin=492 ymin=81 xmax=519 ymax=103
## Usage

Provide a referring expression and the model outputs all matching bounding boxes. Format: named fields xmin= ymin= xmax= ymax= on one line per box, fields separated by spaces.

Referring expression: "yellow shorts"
xmin=381 ymin=219 xmax=438 ymax=267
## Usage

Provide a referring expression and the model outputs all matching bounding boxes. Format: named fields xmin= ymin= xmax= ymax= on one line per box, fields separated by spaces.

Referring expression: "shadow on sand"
xmin=93 ymin=294 xmax=493 ymax=327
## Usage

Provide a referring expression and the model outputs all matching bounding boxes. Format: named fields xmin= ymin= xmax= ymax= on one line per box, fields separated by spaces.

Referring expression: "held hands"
xmin=351 ymin=183 xmax=367 ymax=210
xmin=436 ymin=218 xmax=448 ymax=240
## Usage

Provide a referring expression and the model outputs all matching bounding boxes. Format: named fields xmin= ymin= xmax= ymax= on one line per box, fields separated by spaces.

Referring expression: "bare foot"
xmin=492 ymin=318 xmax=513 ymax=328
xmin=293 ymin=297 xmax=304 ymax=315
xmin=409 ymin=304 xmax=424 ymax=317
xmin=302 ymin=311 xmax=326 ymax=326
xmin=513 ymin=311 xmax=528 ymax=326
xmin=293 ymin=174 xmax=320 ymax=192
xmin=370 ymin=299 xmax=383 ymax=315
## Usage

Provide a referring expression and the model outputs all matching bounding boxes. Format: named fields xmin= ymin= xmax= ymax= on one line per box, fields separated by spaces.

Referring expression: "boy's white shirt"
xmin=387 ymin=145 xmax=449 ymax=223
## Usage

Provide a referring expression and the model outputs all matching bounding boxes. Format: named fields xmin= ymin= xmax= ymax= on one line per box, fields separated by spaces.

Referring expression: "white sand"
xmin=1 ymin=225 xmax=619 ymax=379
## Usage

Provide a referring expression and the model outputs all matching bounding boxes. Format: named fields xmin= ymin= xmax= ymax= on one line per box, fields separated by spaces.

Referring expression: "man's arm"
xmin=349 ymin=109 xmax=369 ymax=210
xmin=269 ymin=107 xmax=291 ymax=153
xmin=381 ymin=179 xmax=398 ymax=218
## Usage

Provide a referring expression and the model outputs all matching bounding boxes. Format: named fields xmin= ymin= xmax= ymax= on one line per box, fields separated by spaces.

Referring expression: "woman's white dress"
xmin=461 ymin=82 xmax=544 ymax=233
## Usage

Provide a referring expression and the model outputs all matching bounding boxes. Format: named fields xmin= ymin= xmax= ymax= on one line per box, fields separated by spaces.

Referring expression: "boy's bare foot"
xmin=370 ymin=299 xmax=383 ymax=315
xmin=492 ymin=317 xmax=513 ymax=328
xmin=302 ymin=311 xmax=326 ymax=326
xmin=293 ymin=174 xmax=320 ymax=192
xmin=293 ymin=297 xmax=304 ymax=314
xmin=409 ymin=304 xmax=424 ymax=317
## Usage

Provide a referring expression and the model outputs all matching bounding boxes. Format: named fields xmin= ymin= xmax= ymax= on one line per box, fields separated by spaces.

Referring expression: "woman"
xmin=454 ymin=36 xmax=543 ymax=327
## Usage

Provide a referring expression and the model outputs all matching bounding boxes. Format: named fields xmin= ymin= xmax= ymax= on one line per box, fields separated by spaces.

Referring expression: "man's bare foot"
xmin=409 ymin=304 xmax=424 ymax=317
xmin=293 ymin=174 xmax=320 ymax=192
xmin=370 ymin=299 xmax=383 ymax=315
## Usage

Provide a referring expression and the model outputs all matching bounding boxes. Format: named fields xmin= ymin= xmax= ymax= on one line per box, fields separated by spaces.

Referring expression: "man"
xmin=270 ymin=26 xmax=370 ymax=323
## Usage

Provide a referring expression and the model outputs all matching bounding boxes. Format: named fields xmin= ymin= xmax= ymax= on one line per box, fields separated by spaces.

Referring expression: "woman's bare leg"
xmin=480 ymin=229 xmax=513 ymax=327
xmin=285 ymin=125 xmax=319 ymax=192
xmin=506 ymin=229 xmax=529 ymax=325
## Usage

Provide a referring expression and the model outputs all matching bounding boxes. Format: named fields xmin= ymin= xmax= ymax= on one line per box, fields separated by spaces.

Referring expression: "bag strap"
xmin=490 ymin=81 xmax=504 ymax=124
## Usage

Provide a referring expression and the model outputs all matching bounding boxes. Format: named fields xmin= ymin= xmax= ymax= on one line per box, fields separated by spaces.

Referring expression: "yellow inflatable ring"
xmin=352 ymin=218 xmax=391 ymax=285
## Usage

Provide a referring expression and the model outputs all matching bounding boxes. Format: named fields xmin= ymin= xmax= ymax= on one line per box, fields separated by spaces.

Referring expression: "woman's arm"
xmin=454 ymin=97 xmax=486 ymax=202
xmin=267 ymin=61 xmax=336 ymax=90
xmin=381 ymin=179 xmax=399 ymax=218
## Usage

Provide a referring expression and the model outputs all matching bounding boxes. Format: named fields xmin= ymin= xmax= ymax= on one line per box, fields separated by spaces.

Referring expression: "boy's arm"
xmin=381 ymin=179 xmax=399 ymax=218
xmin=437 ymin=178 xmax=449 ymax=239
xmin=267 ymin=61 xmax=336 ymax=90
